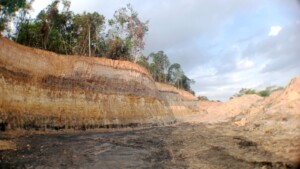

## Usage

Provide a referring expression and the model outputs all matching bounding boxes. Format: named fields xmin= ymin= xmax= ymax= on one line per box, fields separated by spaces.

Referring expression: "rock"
xmin=26 ymin=144 xmax=31 ymax=150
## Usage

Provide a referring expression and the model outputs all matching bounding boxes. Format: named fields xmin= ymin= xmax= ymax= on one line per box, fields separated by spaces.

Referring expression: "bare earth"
xmin=0 ymin=122 xmax=299 ymax=169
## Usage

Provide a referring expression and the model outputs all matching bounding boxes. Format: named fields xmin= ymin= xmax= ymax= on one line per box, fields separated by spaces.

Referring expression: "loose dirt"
xmin=1 ymin=123 xmax=298 ymax=169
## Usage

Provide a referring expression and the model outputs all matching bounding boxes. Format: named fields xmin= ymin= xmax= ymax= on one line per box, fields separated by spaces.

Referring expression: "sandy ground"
xmin=1 ymin=122 xmax=299 ymax=169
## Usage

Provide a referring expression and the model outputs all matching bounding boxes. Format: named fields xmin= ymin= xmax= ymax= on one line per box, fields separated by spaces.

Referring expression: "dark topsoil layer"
xmin=0 ymin=123 xmax=299 ymax=169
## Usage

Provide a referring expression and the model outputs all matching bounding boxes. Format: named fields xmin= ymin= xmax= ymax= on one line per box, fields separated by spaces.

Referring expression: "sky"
xmin=31 ymin=0 xmax=300 ymax=101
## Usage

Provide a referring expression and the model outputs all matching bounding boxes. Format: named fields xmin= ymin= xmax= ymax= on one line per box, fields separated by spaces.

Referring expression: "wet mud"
xmin=0 ymin=123 xmax=298 ymax=169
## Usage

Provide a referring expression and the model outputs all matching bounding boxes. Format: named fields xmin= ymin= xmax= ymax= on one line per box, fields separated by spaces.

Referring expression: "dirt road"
xmin=0 ymin=123 xmax=298 ymax=169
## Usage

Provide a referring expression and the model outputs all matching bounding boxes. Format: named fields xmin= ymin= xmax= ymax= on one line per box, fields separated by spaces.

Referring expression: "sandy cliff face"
xmin=0 ymin=38 xmax=175 ymax=130
xmin=155 ymin=82 xmax=198 ymax=116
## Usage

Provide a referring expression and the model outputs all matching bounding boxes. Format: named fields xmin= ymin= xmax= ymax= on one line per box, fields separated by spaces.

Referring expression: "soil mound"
xmin=234 ymin=77 xmax=300 ymax=128
xmin=192 ymin=95 xmax=262 ymax=123
xmin=233 ymin=77 xmax=300 ymax=163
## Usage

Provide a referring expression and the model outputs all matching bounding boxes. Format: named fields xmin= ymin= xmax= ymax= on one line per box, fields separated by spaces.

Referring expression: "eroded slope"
xmin=0 ymin=38 xmax=174 ymax=130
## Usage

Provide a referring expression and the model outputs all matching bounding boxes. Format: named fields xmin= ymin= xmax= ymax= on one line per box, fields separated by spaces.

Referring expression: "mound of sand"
xmin=232 ymin=77 xmax=300 ymax=163
xmin=183 ymin=77 xmax=300 ymax=131
xmin=191 ymin=95 xmax=262 ymax=123
xmin=234 ymin=77 xmax=300 ymax=129
xmin=156 ymin=77 xmax=300 ymax=163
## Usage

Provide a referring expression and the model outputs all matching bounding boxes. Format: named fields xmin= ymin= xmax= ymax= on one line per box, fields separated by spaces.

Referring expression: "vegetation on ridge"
xmin=231 ymin=86 xmax=283 ymax=99
xmin=0 ymin=0 xmax=195 ymax=93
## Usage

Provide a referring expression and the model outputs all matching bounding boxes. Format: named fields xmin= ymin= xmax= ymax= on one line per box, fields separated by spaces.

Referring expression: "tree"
xmin=198 ymin=96 xmax=209 ymax=101
xmin=167 ymin=63 xmax=194 ymax=92
xmin=16 ymin=0 xmax=74 ymax=53
xmin=16 ymin=0 xmax=105 ymax=56
xmin=137 ymin=55 xmax=150 ymax=70
xmin=180 ymin=74 xmax=195 ymax=92
xmin=73 ymin=12 xmax=105 ymax=56
xmin=233 ymin=88 xmax=256 ymax=97
xmin=149 ymin=51 xmax=170 ymax=82
xmin=108 ymin=4 xmax=148 ymax=62
xmin=16 ymin=19 xmax=42 ymax=48
xmin=168 ymin=63 xmax=183 ymax=86
xmin=257 ymin=86 xmax=283 ymax=97
xmin=0 ymin=0 xmax=28 ymax=35
xmin=106 ymin=37 xmax=130 ymax=60
xmin=13 ymin=0 xmax=34 ymax=40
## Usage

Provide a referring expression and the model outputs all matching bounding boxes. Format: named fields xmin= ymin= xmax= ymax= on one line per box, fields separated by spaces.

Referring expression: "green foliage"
xmin=106 ymin=37 xmax=131 ymax=60
xmin=72 ymin=12 xmax=105 ymax=56
xmin=233 ymin=88 xmax=256 ymax=97
xmin=198 ymin=96 xmax=209 ymax=101
xmin=16 ymin=0 xmax=75 ymax=53
xmin=11 ymin=2 xmax=146 ymax=61
xmin=137 ymin=55 xmax=150 ymax=69
xmin=148 ymin=51 xmax=170 ymax=82
xmin=167 ymin=63 xmax=194 ymax=92
xmin=16 ymin=20 xmax=41 ymax=47
xmin=16 ymin=0 xmax=105 ymax=56
xmin=137 ymin=52 xmax=195 ymax=93
xmin=257 ymin=90 xmax=270 ymax=97
xmin=257 ymin=86 xmax=283 ymax=97
xmin=15 ymin=2 xmax=146 ymax=61
xmin=0 ymin=0 xmax=26 ymax=14
xmin=0 ymin=0 xmax=27 ymax=33
xmin=233 ymin=86 xmax=283 ymax=98
xmin=180 ymin=74 xmax=195 ymax=92
xmin=108 ymin=4 xmax=148 ymax=62
xmin=168 ymin=63 xmax=183 ymax=84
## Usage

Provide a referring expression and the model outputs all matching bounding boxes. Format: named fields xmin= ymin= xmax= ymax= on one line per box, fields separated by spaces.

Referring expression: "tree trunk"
xmin=88 ymin=24 xmax=91 ymax=57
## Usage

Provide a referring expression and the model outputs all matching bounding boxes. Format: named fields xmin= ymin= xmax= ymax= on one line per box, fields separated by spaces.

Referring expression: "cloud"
xmin=268 ymin=26 xmax=282 ymax=36
xmin=141 ymin=0 xmax=264 ymax=53
xmin=237 ymin=58 xmax=255 ymax=70
xmin=244 ymin=22 xmax=300 ymax=73
xmin=194 ymin=20 xmax=300 ymax=101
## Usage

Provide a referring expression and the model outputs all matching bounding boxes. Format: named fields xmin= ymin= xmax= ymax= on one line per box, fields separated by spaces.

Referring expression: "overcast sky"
xmin=31 ymin=0 xmax=300 ymax=101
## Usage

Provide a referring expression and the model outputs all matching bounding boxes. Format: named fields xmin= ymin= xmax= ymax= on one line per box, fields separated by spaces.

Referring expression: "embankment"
xmin=0 ymin=38 xmax=175 ymax=130
xmin=155 ymin=82 xmax=199 ymax=116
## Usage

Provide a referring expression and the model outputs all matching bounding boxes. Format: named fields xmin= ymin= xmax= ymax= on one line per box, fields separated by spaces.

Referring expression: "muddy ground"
xmin=0 ymin=123 xmax=299 ymax=169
